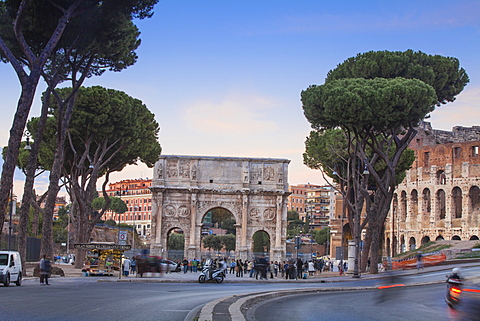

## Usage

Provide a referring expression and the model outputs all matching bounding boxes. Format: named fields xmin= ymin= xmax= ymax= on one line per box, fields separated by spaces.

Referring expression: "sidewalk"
xmin=44 ymin=259 xmax=480 ymax=283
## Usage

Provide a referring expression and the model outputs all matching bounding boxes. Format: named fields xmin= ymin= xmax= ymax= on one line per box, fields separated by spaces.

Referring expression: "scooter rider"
xmin=448 ymin=268 xmax=462 ymax=281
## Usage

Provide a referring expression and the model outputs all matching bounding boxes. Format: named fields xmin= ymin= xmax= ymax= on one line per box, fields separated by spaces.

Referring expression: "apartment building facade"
xmin=102 ymin=178 xmax=153 ymax=241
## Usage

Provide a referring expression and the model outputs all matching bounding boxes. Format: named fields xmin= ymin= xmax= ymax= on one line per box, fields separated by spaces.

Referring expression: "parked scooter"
xmin=446 ymin=268 xmax=463 ymax=308
xmin=198 ymin=264 xmax=225 ymax=283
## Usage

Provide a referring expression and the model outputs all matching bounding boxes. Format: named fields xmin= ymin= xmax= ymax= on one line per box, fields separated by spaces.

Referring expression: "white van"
xmin=0 ymin=251 xmax=23 ymax=286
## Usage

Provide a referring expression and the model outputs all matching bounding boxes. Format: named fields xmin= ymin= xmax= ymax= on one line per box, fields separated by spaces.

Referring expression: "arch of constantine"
xmin=149 ymin=155 xmax=290 ymax=261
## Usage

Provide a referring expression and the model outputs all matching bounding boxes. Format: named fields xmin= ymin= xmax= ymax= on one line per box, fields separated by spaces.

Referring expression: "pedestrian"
xmin=192 ymin=258 xmax=199 ymax=272
xmin=247 ymin=261 xmax=254 ymax=277
xmin=296 ymin=258 xmax=303 ymax=279
xmin=343 ymin=261 xmax=347 ymax=272
xmin=273 ymin=261 xmax=279 ymax=277
xmin=182 ymin=258 xmax=189 ymax=273
xmin=236 ymin=259 xmax=243 ymax=277
xmin=220 ymin=258 xmax=228 ymax=276
xmin=290 ymin=261 xmax=297 ymax=280
xmin=39 ymin=254 xmax=51 ymax=285
xmin=130 ymin=257 xmax=137 ymax=275
xmin=416 ymin=252 xmax=424 ymax=270
xmin=338 ymin=261 xmax=344 ymax=276
xmin=123 ymin=257 xmax=131 ymax=276
xmin=284 ymin=261 xmax=290 ymax=279
xmin=308 ymin=260 xmax=315 ymax=276
xmin=230 ymin=260 xmax=236 ymax=274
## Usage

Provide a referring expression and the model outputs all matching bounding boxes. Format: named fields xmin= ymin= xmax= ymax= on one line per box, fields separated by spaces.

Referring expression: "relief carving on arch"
xmin=164 ymin=205 xmax=176 ymax=217
xmin=277 ymin=164 xmax=284 ymax=183
xmin=250 ymin=164 xmax=262 ymax=181
xmin=179 ymin=160 xmax=190 ymax=178
xmin=263 ymin=208 xmax=275 ymax=220
xmin=167 ymin=161 xmax=178 ymax=178
xmin=264 ymin=164 xmax=275 ymax=181
xmin=178 ymin=205 xmax=191 ymax=217
xmin=197 ymin=200 xmax=241 ymax=218
xmin=250 ymin=208 xmax=260 ymax=220
xmin=164 ymin=204 xmax=191 ymax=218
xmin=162 ymin=222 xmax=190 ymax=237
xmin=191 ymin=164 xmax=197 ymax=180
xmin=157 ymin=163 xmax=163 ymax=179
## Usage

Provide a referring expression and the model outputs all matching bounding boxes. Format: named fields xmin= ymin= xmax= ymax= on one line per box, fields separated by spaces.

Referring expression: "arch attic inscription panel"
xmin=150 ymin=155 xmax=290 ymax=261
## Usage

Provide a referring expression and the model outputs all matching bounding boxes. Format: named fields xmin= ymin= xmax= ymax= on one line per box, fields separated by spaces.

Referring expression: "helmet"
xmin=452 ymin=268 xmax=459 ymax=274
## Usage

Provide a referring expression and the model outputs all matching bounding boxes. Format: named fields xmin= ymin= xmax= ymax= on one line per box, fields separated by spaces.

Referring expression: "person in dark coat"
xmin=296 ymin=258 xmax=303 ymax=279
xmin=39 ymin=255 xmax=52 ymax=285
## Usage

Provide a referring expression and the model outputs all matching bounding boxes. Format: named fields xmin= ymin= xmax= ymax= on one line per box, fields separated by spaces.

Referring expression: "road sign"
xmin=118 ymin=230 xmax=127 ymax=245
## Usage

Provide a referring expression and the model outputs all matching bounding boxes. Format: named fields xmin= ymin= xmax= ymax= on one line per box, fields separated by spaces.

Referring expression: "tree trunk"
xmin=361 ymin=227 xmax=372 ymax=272
xmin=18 ymin=87 xmax=52 ymax=265
xmin=369 ymin=226 xmax=382 ymax=274
xmin=0 ymin=81 xmax=40 ymax=234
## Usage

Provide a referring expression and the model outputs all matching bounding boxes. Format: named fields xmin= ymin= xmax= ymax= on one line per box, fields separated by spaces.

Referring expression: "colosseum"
xmin=386 ymin=121 xmax=480 ymax=256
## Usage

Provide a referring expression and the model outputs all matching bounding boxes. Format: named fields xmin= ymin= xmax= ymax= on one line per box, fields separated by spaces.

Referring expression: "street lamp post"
xmin=7 ymin=186 xmax=13 ymax=251
xmin=66 ymin=210 xmax=70 ymax=259
xmin=133 ymin=205 xmax=138 ymax=251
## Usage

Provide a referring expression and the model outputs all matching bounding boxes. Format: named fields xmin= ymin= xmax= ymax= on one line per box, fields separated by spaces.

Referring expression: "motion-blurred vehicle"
xmin=159 ymin=259 xmax=178 ymax=273
xmin=445 ymin=268 xmax=480 ymax=318
xmin=446 ymin=273 xmax=462 ymax=307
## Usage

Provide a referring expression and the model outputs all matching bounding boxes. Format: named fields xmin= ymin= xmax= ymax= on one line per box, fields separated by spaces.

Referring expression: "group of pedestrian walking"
xmin=122 ymin=257 xmax=137 ymax=276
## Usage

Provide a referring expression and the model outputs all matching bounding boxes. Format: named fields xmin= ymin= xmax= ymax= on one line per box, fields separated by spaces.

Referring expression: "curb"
xmin=196 ymin=280 xmax=445 ymax=321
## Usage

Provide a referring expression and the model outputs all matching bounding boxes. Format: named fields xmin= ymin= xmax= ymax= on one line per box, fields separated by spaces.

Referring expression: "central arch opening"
xmin=167 ymin=228 xmax=184 ymax=261
xmin=252 ymin=230 xmax=270 ymax=259
xmin=200 ymin=207 xmax=236 ymax=260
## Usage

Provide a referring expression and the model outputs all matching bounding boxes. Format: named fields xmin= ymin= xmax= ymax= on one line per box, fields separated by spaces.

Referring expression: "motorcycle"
xmin=198 ymin=265 xmax=225 ymax=283
xmin=446 ymin=272 xmax=463 ymax=308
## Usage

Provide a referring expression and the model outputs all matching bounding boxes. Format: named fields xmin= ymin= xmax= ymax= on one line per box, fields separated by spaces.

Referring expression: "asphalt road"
xmin=1 ymin=266 xmax=478 ymax=320
xmin=250 ymin=284 xmax=448 ymax=321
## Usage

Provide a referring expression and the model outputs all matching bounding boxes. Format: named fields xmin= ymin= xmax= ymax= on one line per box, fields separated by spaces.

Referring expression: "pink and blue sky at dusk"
xmin=1 ymin=0 xmax=479 ymax=197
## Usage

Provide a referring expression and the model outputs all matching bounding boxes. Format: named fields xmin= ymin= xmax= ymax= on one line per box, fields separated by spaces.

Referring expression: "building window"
xmin=472 ymin=146 xmax=479 ymax=157
xmin=454 ymin=147 xmax=462 ymax=158
xmin=424 ymin=152 xmax=430 ymax=167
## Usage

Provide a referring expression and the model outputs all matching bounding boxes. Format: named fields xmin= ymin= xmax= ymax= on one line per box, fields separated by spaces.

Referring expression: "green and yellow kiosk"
xmin=74 ymin=243 xmax=131 ymax=276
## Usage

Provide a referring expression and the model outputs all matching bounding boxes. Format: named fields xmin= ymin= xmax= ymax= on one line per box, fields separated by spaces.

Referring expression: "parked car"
xmin=0 ymin=251 xmax=23 ymax=286
xmin=160 ymin=259 xmax=178 ymax=272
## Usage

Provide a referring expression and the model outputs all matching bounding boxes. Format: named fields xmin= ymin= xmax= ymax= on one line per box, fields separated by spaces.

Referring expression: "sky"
xmin=1 ymin=0 xmax=479 ymax=197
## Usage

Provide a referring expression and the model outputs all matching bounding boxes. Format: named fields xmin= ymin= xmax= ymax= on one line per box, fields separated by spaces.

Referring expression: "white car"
xmin=160 ymin=259 xmax=178 ymax=272
xmin=0 ymin=251 xmax=23 ymax=286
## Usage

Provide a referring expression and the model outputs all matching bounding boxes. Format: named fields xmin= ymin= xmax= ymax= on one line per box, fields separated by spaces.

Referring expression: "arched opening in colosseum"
xmin=386 ymin=237 xmax=391 ymax=257
xmin=468 ymin=186 xmax=480 ymax=226
xmin=452 ymin=187 xmax=463 ymax=219
xmin=167 ymin=228 xmax=185 ymax=260
xmin=452 ymin=235 xmax=461 ymax=240
xmin=470 ymin=235 xmax=479 ymax=240
xmin=392 ymin=193 xmax=398 ymax=218
xmin=252 ymin=230 xmax=270 ymax=258
xmin=409 ymin=237 xmax=416 ymax=251
xmin=436 ymin=189 xmax=446 ymax=220
xmin=436 ymin=235 xmax=444 ymax=241
xmin=421 ymin=236 xmax=430 ymax=245
xmin=422 ymin=188 xmax=431 ymax=227
xmin=400 ymin=235 xmax=405 ymax=253
xmin=436 ymin=170 xmax=446 ymax=185
xmin=411 ymin=189 xmax=418 ymax=217
xmin=392 ymin=235 xmax=397 ymax=256
xmin=400 ymin=191 xmax=407 ymax=221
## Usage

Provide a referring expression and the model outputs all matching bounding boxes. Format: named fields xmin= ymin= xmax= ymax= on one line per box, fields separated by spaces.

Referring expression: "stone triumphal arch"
xmin=150 ymin=155 xmax=290 ymax=261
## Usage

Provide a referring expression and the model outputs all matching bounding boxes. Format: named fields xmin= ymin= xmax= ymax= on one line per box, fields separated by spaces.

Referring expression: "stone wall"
xmin=386 ymin=122 xmax=480 ymax=256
